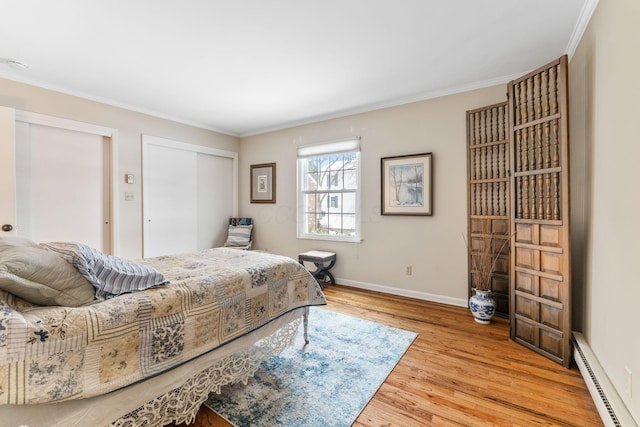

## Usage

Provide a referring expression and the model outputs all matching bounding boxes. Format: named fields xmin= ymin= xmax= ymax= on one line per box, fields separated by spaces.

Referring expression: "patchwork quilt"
xmin=0 ymin=248 xmax=326 ymax=405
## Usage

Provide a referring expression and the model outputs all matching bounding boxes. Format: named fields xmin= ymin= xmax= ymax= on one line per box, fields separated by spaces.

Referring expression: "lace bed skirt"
xmin=2 ymin=309 xmax=305 ymax=427
xmin=113 ymin=316 xmax=302 ymax=427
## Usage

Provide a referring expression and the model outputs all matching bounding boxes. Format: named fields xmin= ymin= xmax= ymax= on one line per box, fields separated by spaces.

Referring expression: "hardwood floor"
xmin=182 ymin=285 xmax=602 ymax=427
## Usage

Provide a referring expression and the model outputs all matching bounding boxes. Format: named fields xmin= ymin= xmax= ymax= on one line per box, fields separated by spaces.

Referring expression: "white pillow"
xmin=40 ymin=242 xmax=168 ymax=300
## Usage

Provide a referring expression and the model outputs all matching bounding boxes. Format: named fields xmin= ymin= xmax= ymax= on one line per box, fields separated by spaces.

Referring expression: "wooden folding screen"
xmin=466 ymin=102 xmax=510 ymax=317
xmin=508 ymin=56 xmax=572 ymax=367
xmin=466 ymin=55 xmax=572 ymax=366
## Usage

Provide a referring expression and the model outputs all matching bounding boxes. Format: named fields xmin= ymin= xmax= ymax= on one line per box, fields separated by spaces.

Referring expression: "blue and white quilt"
xmin=0 ymin=248 xmax=326 ymax=404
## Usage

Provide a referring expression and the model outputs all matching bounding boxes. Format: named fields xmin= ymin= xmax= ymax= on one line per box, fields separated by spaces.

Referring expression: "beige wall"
xmin=570 ymin=0 xmax=640 ymax=421
xmin=240 ymin=85 xmax=505 ymax=305
xmin=0 ymin=78 xmax=239 ymax=259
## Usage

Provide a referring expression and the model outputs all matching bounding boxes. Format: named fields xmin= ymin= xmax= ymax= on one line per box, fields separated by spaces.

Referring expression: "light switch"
xmin=125 ymin=174 xmax=134 ymax=184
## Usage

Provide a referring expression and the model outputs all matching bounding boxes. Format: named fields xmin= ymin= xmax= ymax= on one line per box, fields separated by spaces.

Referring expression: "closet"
xmin=0 ymin=107 xmax=116 ymax=253
xmin=142 ymin=135 xmax=238 ymax=258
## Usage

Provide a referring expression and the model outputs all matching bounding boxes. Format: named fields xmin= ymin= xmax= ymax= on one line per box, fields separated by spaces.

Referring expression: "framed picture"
xmin=250 ymin=163 xmax=276 ymax=203
xmin=381 ymin=152 xmax=432 ymax=216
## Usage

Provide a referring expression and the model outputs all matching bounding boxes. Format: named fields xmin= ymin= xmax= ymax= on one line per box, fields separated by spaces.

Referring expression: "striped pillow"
xmin=40 ymin=242 xmax=168 ymax=300
xmin=225 ymin=224 xmax=253 ymax=247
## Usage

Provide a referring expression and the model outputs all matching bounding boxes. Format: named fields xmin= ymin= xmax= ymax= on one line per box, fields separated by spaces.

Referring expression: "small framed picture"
xmin=250 ymin=163 xmax=276 ymax=203
xmin=381 ymin=153 xmax=433 ymax=216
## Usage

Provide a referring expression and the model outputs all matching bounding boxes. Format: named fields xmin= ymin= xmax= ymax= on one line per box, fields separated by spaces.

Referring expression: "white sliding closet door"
xmin=197 ymin=153 xmax=234 ymax=250
xmin=0 ymin=107 xmax=17 ymax=235
xmin=15 ymin=123 xmax=110 ymax=251
xmin=143 ymin=144 xmax=198 ymax=258
xmin=0 ymin=106 xmax=114 ymax=253
xmin=142 ymin=135 xmax=237 ymax=258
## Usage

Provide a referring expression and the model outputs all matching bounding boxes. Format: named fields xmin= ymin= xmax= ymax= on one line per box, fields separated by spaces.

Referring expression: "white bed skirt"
xmin=3 ymin=308 xmax=305 ymax=427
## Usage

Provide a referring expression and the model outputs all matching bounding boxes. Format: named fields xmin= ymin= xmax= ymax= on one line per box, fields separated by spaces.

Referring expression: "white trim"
xmin=1 ymin=70 xmax=520 ymax=139
xmin=565 ymin=0 xmax=600 ymax=60
xmin=110 ymin=131 xmax=120 ymax=255
xmin=297 ymin=234 xmax=363 ymax=244
xmin=14 ymin=110 xmax=120 ymax=255
xmin=15 ymin=110 xmax=116 ymax=137
xmin=239 ymin=72 xmax=524 ymax=137
xmin=142 ymin=134 xmax=238 ymax=159
xmin=2 ymin=74 xmax=235 ymax=136
xmin=336 ymin=277 xmax=469 ymax=308
xmin=573 ymin=332 xmax=638 ymax=427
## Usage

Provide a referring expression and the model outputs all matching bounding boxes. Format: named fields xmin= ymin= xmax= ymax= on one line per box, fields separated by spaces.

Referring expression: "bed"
xmin=0 ymin=238 xmax=326 ymax=426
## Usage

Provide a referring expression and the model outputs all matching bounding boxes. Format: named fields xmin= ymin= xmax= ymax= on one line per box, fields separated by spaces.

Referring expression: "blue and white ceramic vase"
xmin=469 ymin=290 xmax=496 ymax=324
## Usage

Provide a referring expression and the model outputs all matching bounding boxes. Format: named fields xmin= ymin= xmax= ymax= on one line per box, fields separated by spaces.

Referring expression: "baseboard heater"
xmin=572 ymin=332 xmax=638 ymax=427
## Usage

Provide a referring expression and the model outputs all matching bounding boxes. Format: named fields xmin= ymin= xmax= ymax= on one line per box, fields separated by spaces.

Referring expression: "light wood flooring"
xmin=181 ymin=284 xmax=602 ymax=427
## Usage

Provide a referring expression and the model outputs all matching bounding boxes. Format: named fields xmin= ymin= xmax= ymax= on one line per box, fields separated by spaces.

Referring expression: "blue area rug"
xmin=204 ymin=307 xmax=417 ymax=427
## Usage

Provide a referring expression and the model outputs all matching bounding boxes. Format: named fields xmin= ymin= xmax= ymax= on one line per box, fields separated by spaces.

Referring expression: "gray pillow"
xmin=0 ymin=236 xmax=41 ymax=250
xmin=40 ymin=242 xmax=168 ymax=300
xmin=0 ymin=242 xmax=95 ymax=307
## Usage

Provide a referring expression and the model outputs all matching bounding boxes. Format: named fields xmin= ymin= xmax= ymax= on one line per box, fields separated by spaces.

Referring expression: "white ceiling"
xmin=0 ymin=1 xmax=596 ymax=137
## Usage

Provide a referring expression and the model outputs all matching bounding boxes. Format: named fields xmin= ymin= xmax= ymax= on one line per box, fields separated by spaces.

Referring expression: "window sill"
xmin=297 ymin=234 xmax=362 ymax=243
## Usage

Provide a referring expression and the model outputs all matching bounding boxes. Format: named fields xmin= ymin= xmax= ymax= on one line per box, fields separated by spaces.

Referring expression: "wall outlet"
xmin=625 ymin=366 xmax=632 ymax=398
xmin=406 ymin=265 xmax=412 ymax=276
xmin=125 ymin=192 xmax=135 ymax=201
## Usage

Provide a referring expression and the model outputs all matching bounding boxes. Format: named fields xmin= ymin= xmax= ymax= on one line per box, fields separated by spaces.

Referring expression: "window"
xmin=297 ymin=138 xmax=361 ymax=242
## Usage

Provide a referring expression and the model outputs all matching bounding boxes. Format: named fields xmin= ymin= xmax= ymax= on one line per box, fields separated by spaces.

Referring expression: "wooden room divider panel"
xmin=466 ymin=55 xmax=572 ymax=367
xmin=508 ymin=55 xmax=572 ymax=367
xmin=466 ymin=102 xmax=510 ymax=317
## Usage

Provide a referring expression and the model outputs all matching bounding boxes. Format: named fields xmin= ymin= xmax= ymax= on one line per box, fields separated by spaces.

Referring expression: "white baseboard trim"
xmin=334 ymin=277 xmax=469 ymax=308
xmin=573 ymin=332 xmax=638 ymax=427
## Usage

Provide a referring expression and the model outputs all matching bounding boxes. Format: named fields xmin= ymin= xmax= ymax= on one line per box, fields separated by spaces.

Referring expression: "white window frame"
xmin=297 ymin=137 xmax=361 ymax=242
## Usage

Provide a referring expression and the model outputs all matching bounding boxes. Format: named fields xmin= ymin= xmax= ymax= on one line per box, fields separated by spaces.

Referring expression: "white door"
xmin=143 ymin=143 xmax=198 ymax=257
xmin=0 ymin=107 xmax=17 ymax=236
xmin=15 ymin=123 xmax=110 ymax=251
xmin=142 ymin=135 xmax=237 ymax=258
xmin=0 ymin=107 xmax=115 ymax=253
xmin=197 ymin=153 xmax=234 ymax=249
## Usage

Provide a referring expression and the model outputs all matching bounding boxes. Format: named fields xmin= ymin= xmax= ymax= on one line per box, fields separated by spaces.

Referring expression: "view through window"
xmin=297 ymin=139 xmax=360 ymax=242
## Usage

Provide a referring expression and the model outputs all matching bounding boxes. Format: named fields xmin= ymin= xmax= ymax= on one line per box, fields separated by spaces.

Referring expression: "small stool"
xmin=298 ymin=250 xmax=336 ymax=288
